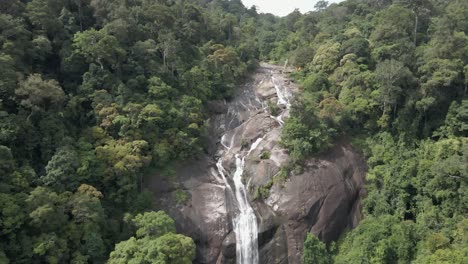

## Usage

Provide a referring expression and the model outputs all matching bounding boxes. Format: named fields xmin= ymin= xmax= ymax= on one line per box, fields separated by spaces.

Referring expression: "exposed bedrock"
xmin=146 ymin=64 xmax=366 ymax=264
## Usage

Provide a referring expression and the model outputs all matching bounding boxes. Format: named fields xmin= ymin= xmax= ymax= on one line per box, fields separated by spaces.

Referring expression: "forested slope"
xmin=0 ymin=0 xmax=258 ymax=263
xmin=255 ymin=0 xmax=467 ymax=263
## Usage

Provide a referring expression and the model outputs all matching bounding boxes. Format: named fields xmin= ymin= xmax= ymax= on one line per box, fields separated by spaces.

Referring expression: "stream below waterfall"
xmin=214 ymin=64 xmax=293 ymax=264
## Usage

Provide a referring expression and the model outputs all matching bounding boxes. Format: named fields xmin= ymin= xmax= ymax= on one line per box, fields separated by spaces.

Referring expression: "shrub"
xmin=260 ymin=151 xmax=271 ymax=159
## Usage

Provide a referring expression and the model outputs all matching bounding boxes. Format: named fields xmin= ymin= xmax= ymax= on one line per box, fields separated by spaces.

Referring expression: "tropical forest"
xmin=0 ymin=0 xmax=466 ymax=264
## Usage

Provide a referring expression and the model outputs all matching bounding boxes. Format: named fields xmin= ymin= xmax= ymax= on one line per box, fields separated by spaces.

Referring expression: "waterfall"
xmin=270 ymin=71 xmax=292 ymax=127
xmin=232 ymin=155 xmax=258 ymax=264
xmin=271 ymin=72 xmax=291 ymax=109
xmin=216 ymin=138 xmax=262 ymax=264
xmin=215 ymin=66 xmax=291 ymax=264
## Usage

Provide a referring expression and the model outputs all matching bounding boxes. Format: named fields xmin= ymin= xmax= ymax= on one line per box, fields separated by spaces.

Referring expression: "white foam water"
xmin=216 ymin=137 xmax=262 ymax=264
xmin=214 ymin=66 xmax=291 ymax=264
xmin=231 ymin=137 xmax=262 ymax=264
xmin=271 ymin=72 xmax=291 ymax=109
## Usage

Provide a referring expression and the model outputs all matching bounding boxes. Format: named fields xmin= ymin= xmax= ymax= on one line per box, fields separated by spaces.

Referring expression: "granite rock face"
xmin=265 ymin=143 xmax=366 ymax=262
xmin=146 ymin=64 xmax=366 ymax=264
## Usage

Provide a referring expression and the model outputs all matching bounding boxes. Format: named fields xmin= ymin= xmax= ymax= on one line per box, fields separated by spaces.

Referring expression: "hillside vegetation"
xmin=0 ymin=0 xmax=257 ymax=263
xmin=0 ymin=0 xmax=466 ymax=263
xmin=258 ymin=1 xmax=467 ymax=263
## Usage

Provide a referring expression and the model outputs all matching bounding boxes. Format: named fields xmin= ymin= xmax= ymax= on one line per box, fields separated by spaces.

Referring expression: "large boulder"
xmin=265 ymin=142 xmax=366 ymax=263
xmin=146 ymin=156 xmax=233 ymax=264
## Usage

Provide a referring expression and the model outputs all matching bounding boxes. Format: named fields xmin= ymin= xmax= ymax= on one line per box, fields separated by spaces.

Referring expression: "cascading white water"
xmin=271 ymin=73 xmax=291 ymax=109
xmin=269 ymin=71 xmax=292 ymax=128
xmin=216 ymin=159 xmax=232 ymax=191
xmin=215 ymin=67 xmax=291 ymax=264
xmin=216 ymin=135 xmax=262 ymax=264
xmin=221 ymin=134 xmax=231 ymax=150
xmin=232 ymin=138 xmax=262 ymax=264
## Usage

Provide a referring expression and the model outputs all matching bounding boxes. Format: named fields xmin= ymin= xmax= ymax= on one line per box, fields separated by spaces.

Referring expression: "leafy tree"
xmin=370 ymin=4 xmax=414 ymax=62
xmin=26 ymin=187 xmax=68 ymax=232
xmin=154 ymin=233 xmax=195 ymax=264
xmin=302 ymin=233 xmax=331 ymax=264
xmin=311 ymin=41 xmax=341 ymax=73
xmin=314 ymin=1 xmax=329 ymax=12
xmin=0 ymin=145 xmax=14 ymax=177
xmin=32 ymin=232 xmax=69 ymax=264
xmin=73 ymin=28 xmax=126 ymax=69
xmin=31 ymin=35 xmax=52 ymax=62
xmin=334 ymin=215 xmax=417 ymax=264
xmin=41 ymin=145 xmax=80 ymax=191
xmin=0 ymin=53 xmax=16 ymax=102
xmin=374 ymin=59 xmax=412 ymax=126
xmin=281 ymin=97 xmax=336 ymax=163
xmin=0 ymin=0 xmax=261 ymax=262
xmin=108 ymin=236 xmax=153 ymax=264
xmin=133 ymin=211 xmax=176 ymax=238
xmin=157 ymin=31 xmax=179 ymax=70
xmin=259 ymin=1 xmax=468 ymax=263
xmin=25 ymin=0 xmax=63 ymax=35
xmin=435 ymin=100 xmax=468 ymax=137
xmin=15 ymin=74 xmax=65 ymax=113
xmin=302 ymin=72 xmax=330 ymax=93
xmin=108 ymin=212 xmax=194 ymax=264
xmin=147 ymin=77 xmax=176 ymax=100
xmin=0 ymin=193 xmax=27 ymax=235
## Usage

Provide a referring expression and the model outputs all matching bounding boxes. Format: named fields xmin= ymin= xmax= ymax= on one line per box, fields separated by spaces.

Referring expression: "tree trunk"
xmin=78 ymin=2 xmax=83 ymax=31
xmin=97 ymin=58 xmax=104 ymax=70
xmin=413 ymin=11 xmax=418 ymax=45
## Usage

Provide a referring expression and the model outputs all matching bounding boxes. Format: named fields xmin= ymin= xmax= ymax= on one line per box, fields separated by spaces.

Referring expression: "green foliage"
xmin=240 ymin=138 xmax=249 ymax=149
xmin=255 ymin=179 xmax=273 ymax=200
xmin=133 ymin=211 xmax=176 ymax=238
xmin=435 ymin=100 xmax=468 ymax=137
xmin=302 ymin=233 xmax=331 ymax=264
xmin=73 ymin=28 xmax=126 ymax=69
xmin=264 ymin=1 xmax=467 ymax=262
xmin=312 ymin=42 xmax=341 ymax=73
xmin=15 ymin=74 xmax=65 ymax=113
xmin=0 ymin=53 xmax=16 ymax=100
xmin=254 ymin=166 xmax=291 ymax=200
xmin=259 ymin=151 xmax=271 ymax=160
xmin=413 ymin=219 xmax=468 ymax=264
xmin=41 ymin=145 xmax=80 ymax=191
xmin=268 ymin=101 xmax=280 ymax=116
xmin=302 ymin=73 xmax=330 ymax=93
xmin=108 ymin=212 xmax=195 ymax=264
xmin=154 ymin=233 xmax=196 ymax=264
xmin=2 ymin=0 xmax=467 ymax=262
xmin=0 ymin=0 xmax=258 ymax=262
xmin=334 ymin=215 xmax=418 ymax=264
xmin=0 ymin=193 xmax=26 ymax=235
xmin=108 ymin=237 xmax=157 ymax=264
xmin=337 ymin=132 xmax=467 ymax=263
xmin=173 ymin=189 xmax=189 ymax=205
xmin=281 ymin=105 xmax=335 ymax=163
